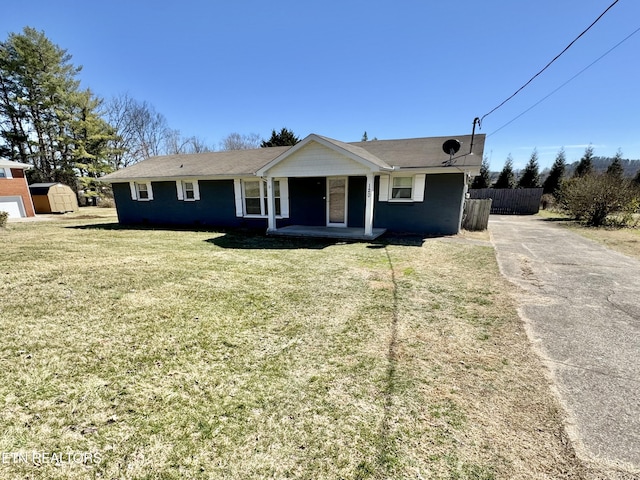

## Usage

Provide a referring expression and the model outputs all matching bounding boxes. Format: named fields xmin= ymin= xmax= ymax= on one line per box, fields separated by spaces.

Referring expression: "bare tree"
xmin=219 ymin=132 xmax=261 ymax=150
xmin=105 ymin=93 xmax=171 ymax=168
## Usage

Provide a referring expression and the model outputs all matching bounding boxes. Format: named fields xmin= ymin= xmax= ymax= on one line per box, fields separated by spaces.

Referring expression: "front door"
xmin=327 ymin=177 xmax=347 ymax=227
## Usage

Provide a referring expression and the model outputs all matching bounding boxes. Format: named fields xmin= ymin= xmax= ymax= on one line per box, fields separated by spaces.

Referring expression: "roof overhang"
xmin=0 ymin=159 xmax=32 ymax=169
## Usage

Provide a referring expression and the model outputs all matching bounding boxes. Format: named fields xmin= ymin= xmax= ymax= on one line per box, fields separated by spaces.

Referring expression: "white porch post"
xmin=265 ymin=176 xmax=276 ymax=232
xmin=364 ymin=173 xmax=375 ymax=236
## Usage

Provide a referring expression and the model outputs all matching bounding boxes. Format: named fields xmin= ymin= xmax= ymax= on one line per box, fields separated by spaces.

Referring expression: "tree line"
xmin=472 ymin=146 xmax=640 ymax=193
xmin=0 ymin=27 xmax=300 ymax=196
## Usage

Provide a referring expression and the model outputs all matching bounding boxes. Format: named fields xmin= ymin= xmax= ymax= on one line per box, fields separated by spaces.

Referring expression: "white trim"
xmin=412 ymin=174 xmax=426 ymax=202
xmin=233 ymin=179 xmax=243 ymax=217
xmin=0 ymin=196 xmax=27 ymax=218
xmin=237 ymin=178 xmax=288 ymax=219
xmin=388 ymin=175 xmax=414 ymax=203
xmin=266 ymin=177 xmax=276 ymax=231
xmin=177 ymin=180 xmax=200 ymax=201
xmin=378 ymin=175 xmax=389 ymax=202
xmin=0 ymin=167 xmax=13 ymax=179
xmin=133 ymin=181 xmax=153 ymax=201
xmin=279 ymin=178 xmax=289 ymax=218
xmin=129 ymin=181 xmax=137 ymax=200
xmin=364 ymin=173 xmax=374 ymax=236
xmin=326 ymin=176 xmax=348 ymax=227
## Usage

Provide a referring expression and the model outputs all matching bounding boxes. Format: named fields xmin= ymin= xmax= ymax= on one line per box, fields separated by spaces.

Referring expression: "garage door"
xmin=0 ymin=196 xmax=26 ymax=219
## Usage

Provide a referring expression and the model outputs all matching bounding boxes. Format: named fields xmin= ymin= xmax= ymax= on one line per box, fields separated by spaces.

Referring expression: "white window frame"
xmin=129 ymin=181 xmax=154 ymax=201
xmin=176 ymin=180 xmax=200 ymax=201
xmin=390 ymin=176 xmax=413 ymax=201
xmin=0 ymin=168 xmax=7 ymax=179
xmin=242 ymin=179 xmax=282 ymax=218
xmin=378 ymin=174 xmax=425 ymax=203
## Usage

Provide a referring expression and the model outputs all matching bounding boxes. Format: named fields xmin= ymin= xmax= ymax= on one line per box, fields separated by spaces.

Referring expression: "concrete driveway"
xmin=489 ymin=215 xmax=639 ymax=472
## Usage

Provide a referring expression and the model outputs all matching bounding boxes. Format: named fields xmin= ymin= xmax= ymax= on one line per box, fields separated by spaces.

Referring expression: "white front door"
xmin=326 ymin=177 xmax=347 ymax=227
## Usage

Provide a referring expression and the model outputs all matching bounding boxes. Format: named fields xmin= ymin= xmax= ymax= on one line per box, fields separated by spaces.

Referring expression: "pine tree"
xmin=471 ymin=157 xmax=490 ymax=189
xmin=361 ymin=131 xmax=368 ymax=142
xmin=494 ymin=155 xmax=515 ymax=189
xmin=518 ymin=149 xmax=540 ymax=188
xmin=260 ymin=128 xmax=300 ymax=147
xmin=543 ymin=148 xmax=566 ymax=195
xmin=606 ymin=149 xmax=624 ymax=178
xmin=573 ymin=145 xmax=594 ymax=178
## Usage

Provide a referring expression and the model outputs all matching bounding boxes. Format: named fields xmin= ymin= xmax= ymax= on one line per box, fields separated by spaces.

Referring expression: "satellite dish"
xmin=442 ymin=139 xmax=461 ymax=156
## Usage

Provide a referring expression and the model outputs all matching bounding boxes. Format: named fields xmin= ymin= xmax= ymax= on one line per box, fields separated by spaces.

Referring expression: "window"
xmin=130 ymin=181 xmax=153 ymax=201
xmin=243 ymin=179 xmax=281 ymax=216
xmin=391 ymin=177 xmax=412 ymax=199
xmin=137 ymin=183 xmax=149 ymax=200
xmin=378 ymin=174 xmax=425 ymax=202
xmin=0 ymin=169 xmax=6 ymax=178
xmin=175 ymin=180 xmax=200 ymax=201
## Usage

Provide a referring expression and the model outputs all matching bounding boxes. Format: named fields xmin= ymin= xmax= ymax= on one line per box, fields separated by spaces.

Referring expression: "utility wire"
xmin=480 ymin=0 xmax=620 ymax=124
xmin=488 ymin=25 xmax=640 ymax=137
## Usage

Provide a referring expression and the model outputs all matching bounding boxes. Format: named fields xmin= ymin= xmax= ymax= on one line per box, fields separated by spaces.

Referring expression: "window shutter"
xmin=129 ymin=182 xmax=137 ymax=200
xmin=193 ymin=180 xmax=200 ymax=201
xmin=412 ymin=174 xmax=426 ymax=202
xmin=378 ymin=176 xmax=389 ymax=202
xmin=146 ymin=182 xmax=154 ymax=200
xmin=233 ymin=179 xmax=244 ymax=217
xmin=176 ymin=181 xmax=184 ymax=200
xmin=279 ymin=178 xmax=289 ymax=218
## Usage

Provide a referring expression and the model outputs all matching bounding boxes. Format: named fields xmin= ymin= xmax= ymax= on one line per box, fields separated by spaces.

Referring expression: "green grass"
xmin=0 ymin=209 xmax=585 ymax=479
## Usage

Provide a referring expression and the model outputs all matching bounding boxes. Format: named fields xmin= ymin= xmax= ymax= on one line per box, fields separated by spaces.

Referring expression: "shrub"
xmin=0 ymin=211 xmax=7 ymax=228
xmin=540 ymin=193 xmax=556 ymax=210
xmin=559 ymin=174 xmax=640 ymax=227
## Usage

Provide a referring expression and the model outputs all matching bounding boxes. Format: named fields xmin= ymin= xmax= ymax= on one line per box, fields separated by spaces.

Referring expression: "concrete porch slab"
xmin=268 ymin=225 xmax=386 ymax=240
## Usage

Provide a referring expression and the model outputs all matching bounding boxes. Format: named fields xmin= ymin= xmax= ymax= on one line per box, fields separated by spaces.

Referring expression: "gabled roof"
xmin=0 ymin=158 xmax=32 ymax=169
xmin=102 ymin=133 xmax=485 ymax=182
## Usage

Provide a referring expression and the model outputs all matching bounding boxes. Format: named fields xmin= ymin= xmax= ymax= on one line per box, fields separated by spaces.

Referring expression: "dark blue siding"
xmin=373 ymin=173 xmax=464 ymax=235
xmin=112 ymin=180 xmax=266 ymax=228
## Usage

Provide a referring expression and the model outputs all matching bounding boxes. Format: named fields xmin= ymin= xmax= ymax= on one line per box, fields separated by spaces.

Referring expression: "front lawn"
xmin=0 ymin=209 xmax=584 ymax=479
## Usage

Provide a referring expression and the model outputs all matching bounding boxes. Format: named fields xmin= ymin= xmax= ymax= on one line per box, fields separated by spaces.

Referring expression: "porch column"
xmin=364 ymin=173 xmax=375 ymax=236
xmin=265 ymin=176 xmax=276 ymax=232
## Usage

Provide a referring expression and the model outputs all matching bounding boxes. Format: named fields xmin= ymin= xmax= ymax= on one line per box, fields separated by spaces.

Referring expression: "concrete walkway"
xmin=489 ymin=215 xmax=639 ymax=472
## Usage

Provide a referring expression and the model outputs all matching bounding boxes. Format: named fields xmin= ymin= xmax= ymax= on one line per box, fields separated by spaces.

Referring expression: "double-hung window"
xmin=176 ymin=180 xmax=200 ymax=201
xmin=242 ymin=179 xmax=281 ymax=216
xmin=129 ymin=181 xmax=154 ymax=201
xmin=391 ymin=177 xmax=413 ymax=199
xmin=378 ymin=174 xmax=425 ymax=202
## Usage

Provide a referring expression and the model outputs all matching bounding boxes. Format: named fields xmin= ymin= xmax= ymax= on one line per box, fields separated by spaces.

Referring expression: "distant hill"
xmin=487 ymin=156 xmax=640 ymax=185
xmin=566 ymin=156 xmax=640 ymax=177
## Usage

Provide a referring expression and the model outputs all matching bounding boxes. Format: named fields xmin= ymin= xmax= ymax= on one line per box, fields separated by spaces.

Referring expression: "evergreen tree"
xmin=0 ymin=27 xmax=112 ymax=187
xmin=543 ymin=148 xmax=566 ymax=195
xmin=260 ymin=128 xmax=300 ymax=147
xmin=471 ymin=156 xmax=490 ymax=189
xmin=573 ymin=145 xmax=594 ymax=178
xmin=517 ymin=149 xmax=540 ymax=188
xmin=606 ymin=149 xmax=624 ymax=178
xmin=494 ymin=155 xmax=516 ymax=189
xmin=361 ymin=131 xmax=368 ymax=142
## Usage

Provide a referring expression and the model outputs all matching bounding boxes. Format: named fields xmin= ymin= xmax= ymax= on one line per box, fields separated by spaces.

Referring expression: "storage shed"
xmin=29 ymin=183 xmax=78 ymax=213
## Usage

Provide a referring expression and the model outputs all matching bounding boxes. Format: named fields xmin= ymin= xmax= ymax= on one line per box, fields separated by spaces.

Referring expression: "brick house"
xmin=0 ymin=159 xmax=35 ymax=218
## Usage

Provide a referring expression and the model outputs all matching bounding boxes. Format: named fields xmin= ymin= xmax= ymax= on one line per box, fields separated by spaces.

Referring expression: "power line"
xmin=479 ymin=0 xmax=620 ymax=125
xmin=488 ymin=25 xmax=640 ymax=137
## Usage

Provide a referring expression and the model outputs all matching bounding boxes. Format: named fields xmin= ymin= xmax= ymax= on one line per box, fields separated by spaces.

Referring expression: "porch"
xmin=268 ymin=225 xmax=386 ymax=241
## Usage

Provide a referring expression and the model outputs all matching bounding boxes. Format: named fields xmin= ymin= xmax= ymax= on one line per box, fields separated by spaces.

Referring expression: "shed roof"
xmin=29 ymin=183 xmax=64 ymax=195
xmin=102 ymin=133 xmax=485 ymax=182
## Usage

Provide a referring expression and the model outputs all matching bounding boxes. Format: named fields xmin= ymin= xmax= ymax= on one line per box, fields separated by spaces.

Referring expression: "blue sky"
xmin=3 ymin=1 xmax=639 ymax=170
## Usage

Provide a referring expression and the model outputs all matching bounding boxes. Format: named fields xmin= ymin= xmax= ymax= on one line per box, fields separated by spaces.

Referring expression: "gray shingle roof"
xmin=102 ymin=133 xmax=485 ymax=181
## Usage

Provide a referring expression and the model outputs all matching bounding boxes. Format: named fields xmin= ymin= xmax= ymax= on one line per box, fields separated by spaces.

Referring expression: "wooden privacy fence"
xmin=468 ymin=188 xmax=543 ymax=215
xmin=462 ymin=199 xmax=492 ymax=231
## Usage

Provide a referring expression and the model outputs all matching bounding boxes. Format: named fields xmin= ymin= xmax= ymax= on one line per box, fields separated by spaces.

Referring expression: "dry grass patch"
xmin=0 ymin=211 xmax=587 ymax=479
xmin=538 ymin=210 xmax=640 ymax=260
